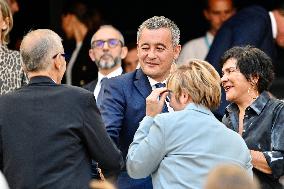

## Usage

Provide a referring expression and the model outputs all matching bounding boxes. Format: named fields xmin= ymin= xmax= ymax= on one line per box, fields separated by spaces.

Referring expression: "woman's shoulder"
xmin=267 ymin=96 xmax=284 ymax=109
xmin=0 ymin=45 xmax=21 ymax=60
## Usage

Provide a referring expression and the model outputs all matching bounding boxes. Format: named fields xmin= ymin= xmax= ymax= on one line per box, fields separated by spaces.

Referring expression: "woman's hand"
xmin=146 ymin=88 xmax=168 ymax=117
xmin=250 ymin=150 xmax=272 ymax=174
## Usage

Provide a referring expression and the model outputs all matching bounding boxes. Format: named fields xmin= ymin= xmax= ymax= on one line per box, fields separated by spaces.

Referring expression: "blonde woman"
xmin=0 ymin=0 xmax=27 ymax=95
xmin=127 ymin=60 xmax=252 ymax=189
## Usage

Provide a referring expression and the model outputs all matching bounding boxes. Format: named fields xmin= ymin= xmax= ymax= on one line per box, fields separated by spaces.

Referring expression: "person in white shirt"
xmin=178 ymin=0 xmax=235 ymax=63
xmin=83 ymin=25 xmax=128 ymax=101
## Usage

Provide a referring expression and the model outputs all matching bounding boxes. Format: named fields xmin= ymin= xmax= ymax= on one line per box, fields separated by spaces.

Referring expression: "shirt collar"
xmin=226 ymin=91 xmax=271 ymax=115
xmin=250 ymin=91 xmax=270 ymax=115
xmin=269 ymin=11 xmax=277 ymax=39
xmin=185 ymin=103 xmax=213 ymax=116
xmin=98 ymin=67 xmax=123 ymax=83
xmin=147 ymin=76 xmax=168 ymax=89
xmin=205 ymin=31 xmax=214 ymax=44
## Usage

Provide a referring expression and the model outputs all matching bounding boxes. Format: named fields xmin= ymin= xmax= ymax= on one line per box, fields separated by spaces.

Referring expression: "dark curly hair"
xmin=220 ymin=45 xmax=275 ymax=93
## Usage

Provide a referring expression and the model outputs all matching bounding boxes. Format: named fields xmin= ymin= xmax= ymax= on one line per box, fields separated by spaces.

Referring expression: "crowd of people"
xmin=1 ymin=0 xmax=284 ymax=189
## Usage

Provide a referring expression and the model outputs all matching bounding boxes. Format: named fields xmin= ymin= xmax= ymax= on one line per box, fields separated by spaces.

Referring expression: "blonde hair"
xmin=0 ymin=0 xmax=13 ymax=45
xmin=167 ymin=59 xmax=221 ymax=109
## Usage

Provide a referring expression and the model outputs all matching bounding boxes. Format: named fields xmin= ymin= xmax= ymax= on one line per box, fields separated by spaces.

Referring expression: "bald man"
xmin=0 ymin=29 xmax=123 ymax=189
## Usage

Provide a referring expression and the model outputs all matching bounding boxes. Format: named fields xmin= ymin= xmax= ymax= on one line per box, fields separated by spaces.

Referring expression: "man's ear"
xmin=89 ymin=49 xmax=96 ymax=61
xmin=203 ymin=9 xmax=210 ymax=21
xmin=174 ymin=44 xmax=181 ymax=60
xmin=54 ymin=58 xmax=61 ymax=70
xmin=120 ymin=46 xmax=128 ymax=59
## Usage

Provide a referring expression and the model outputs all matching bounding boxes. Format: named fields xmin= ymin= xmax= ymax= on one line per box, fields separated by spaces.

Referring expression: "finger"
xmin=159 ymin=91 xmax=168 ymax=104
xmin=146 ymin=88 xmax=168 ymax=101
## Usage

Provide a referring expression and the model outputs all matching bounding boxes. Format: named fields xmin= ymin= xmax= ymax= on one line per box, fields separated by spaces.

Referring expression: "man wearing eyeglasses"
xmin=83 ymin=25 xmax=128 ymax=105
xmin=0 ymin=29 xmax=123 ymax=189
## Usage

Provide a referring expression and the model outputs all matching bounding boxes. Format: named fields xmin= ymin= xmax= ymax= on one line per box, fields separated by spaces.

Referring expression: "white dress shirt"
xmin=269 ymin=11 xmax=277 ymax=39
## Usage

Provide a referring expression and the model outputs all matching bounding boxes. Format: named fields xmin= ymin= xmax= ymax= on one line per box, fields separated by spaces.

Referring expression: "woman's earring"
xmin=247 ymin=87 xmax=259 ymax=100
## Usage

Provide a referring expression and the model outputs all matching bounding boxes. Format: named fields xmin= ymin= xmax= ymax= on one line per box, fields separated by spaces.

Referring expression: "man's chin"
xmin=99 ymin=63 xmax=116 ymax=69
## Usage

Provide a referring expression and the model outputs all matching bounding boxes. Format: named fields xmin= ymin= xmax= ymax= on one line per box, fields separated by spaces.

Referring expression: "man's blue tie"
xmin=154 ymin=83 xmax=168 ymax=113
xmin=97 ymin=77 xmax=108 ymax=108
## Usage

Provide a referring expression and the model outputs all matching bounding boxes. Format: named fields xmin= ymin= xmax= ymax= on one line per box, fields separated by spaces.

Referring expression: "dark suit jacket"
xmin=83 ymin=78 xmax=98 ymax=92
xmin=64 ymin=31 xmax=98 ymax=87
xmin=83 ymin=69 xmax=126 ymax=93
xmin=100 ymin=69 xmax=153 ymax=189
xmin=206 ymin=5 xmax=275 ymax=118
xmin=0 ymin=76 xmax=123 ymax=189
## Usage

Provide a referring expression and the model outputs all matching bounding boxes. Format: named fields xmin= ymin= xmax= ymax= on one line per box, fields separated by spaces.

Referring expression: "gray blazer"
xmin=127 ymin=103 xmax=252 ymax=189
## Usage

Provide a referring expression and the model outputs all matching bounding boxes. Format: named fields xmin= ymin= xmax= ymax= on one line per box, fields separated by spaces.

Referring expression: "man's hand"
xmin=146 ymin=88 xmax=168 ymax=117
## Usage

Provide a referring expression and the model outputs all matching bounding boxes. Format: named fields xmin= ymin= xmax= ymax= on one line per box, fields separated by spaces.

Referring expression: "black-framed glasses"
xmin=52 ymin=53 xmax=66 ymax=59
xmin=92 ymin=39 xmax=123 ymax=49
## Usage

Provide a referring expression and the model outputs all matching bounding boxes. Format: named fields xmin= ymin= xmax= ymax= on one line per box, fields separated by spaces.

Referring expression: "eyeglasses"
xmin=91 ymin=39 xmax=123 ymax=49
xmin=52 ymin=53 xmax=66 ymax=59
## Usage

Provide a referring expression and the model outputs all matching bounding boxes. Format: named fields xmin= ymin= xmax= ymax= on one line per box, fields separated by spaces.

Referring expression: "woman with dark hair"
xmin=0 ymin=0 xmax=28 ymax=95
xmin=221 ymin=45 xmax=284 ymax=189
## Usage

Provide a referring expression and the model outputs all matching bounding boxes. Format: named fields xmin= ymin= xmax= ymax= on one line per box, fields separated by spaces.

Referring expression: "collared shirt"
xmin=222 ymin=91 xmax=284 ymax=189
xmin=94 ymin=67 xmax=123 ymax=99
xmin=147 ymin=76 xmax=173 ymax=112
xmin=269 ymin=11 xmax=277 ymax=39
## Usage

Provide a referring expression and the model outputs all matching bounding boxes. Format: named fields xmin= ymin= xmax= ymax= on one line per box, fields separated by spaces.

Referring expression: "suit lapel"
xmin=134 ymin=69 xmax=152 ymax=99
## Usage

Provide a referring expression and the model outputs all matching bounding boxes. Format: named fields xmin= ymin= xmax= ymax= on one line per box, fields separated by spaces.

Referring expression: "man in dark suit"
xmin=83 ymin=25 xmax=128 ymax=104
xmin=206 ymin=2 xmax=284 ymax=119
xmin=0 ymin=29 xmax=123 ymax=189
xmin=99 ymin=16 xmax=181 ymax=189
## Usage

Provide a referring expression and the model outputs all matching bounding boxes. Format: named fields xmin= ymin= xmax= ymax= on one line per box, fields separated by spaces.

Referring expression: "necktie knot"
xmin=155 ymin=82 xmax=166 ymax=88
xmin=100 ymin=77 xmax=108 ymax=85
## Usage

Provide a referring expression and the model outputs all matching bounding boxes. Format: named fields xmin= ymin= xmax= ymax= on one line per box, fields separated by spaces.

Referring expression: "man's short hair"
xmin=137 ymin=16 xmax=180 ymax=47
xmin=20 ymin=29 xmax=62 ymax=72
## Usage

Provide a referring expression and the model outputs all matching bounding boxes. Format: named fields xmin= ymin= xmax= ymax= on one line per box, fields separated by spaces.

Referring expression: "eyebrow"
xmin=222 ymin=66 xmax=237 ymax=72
